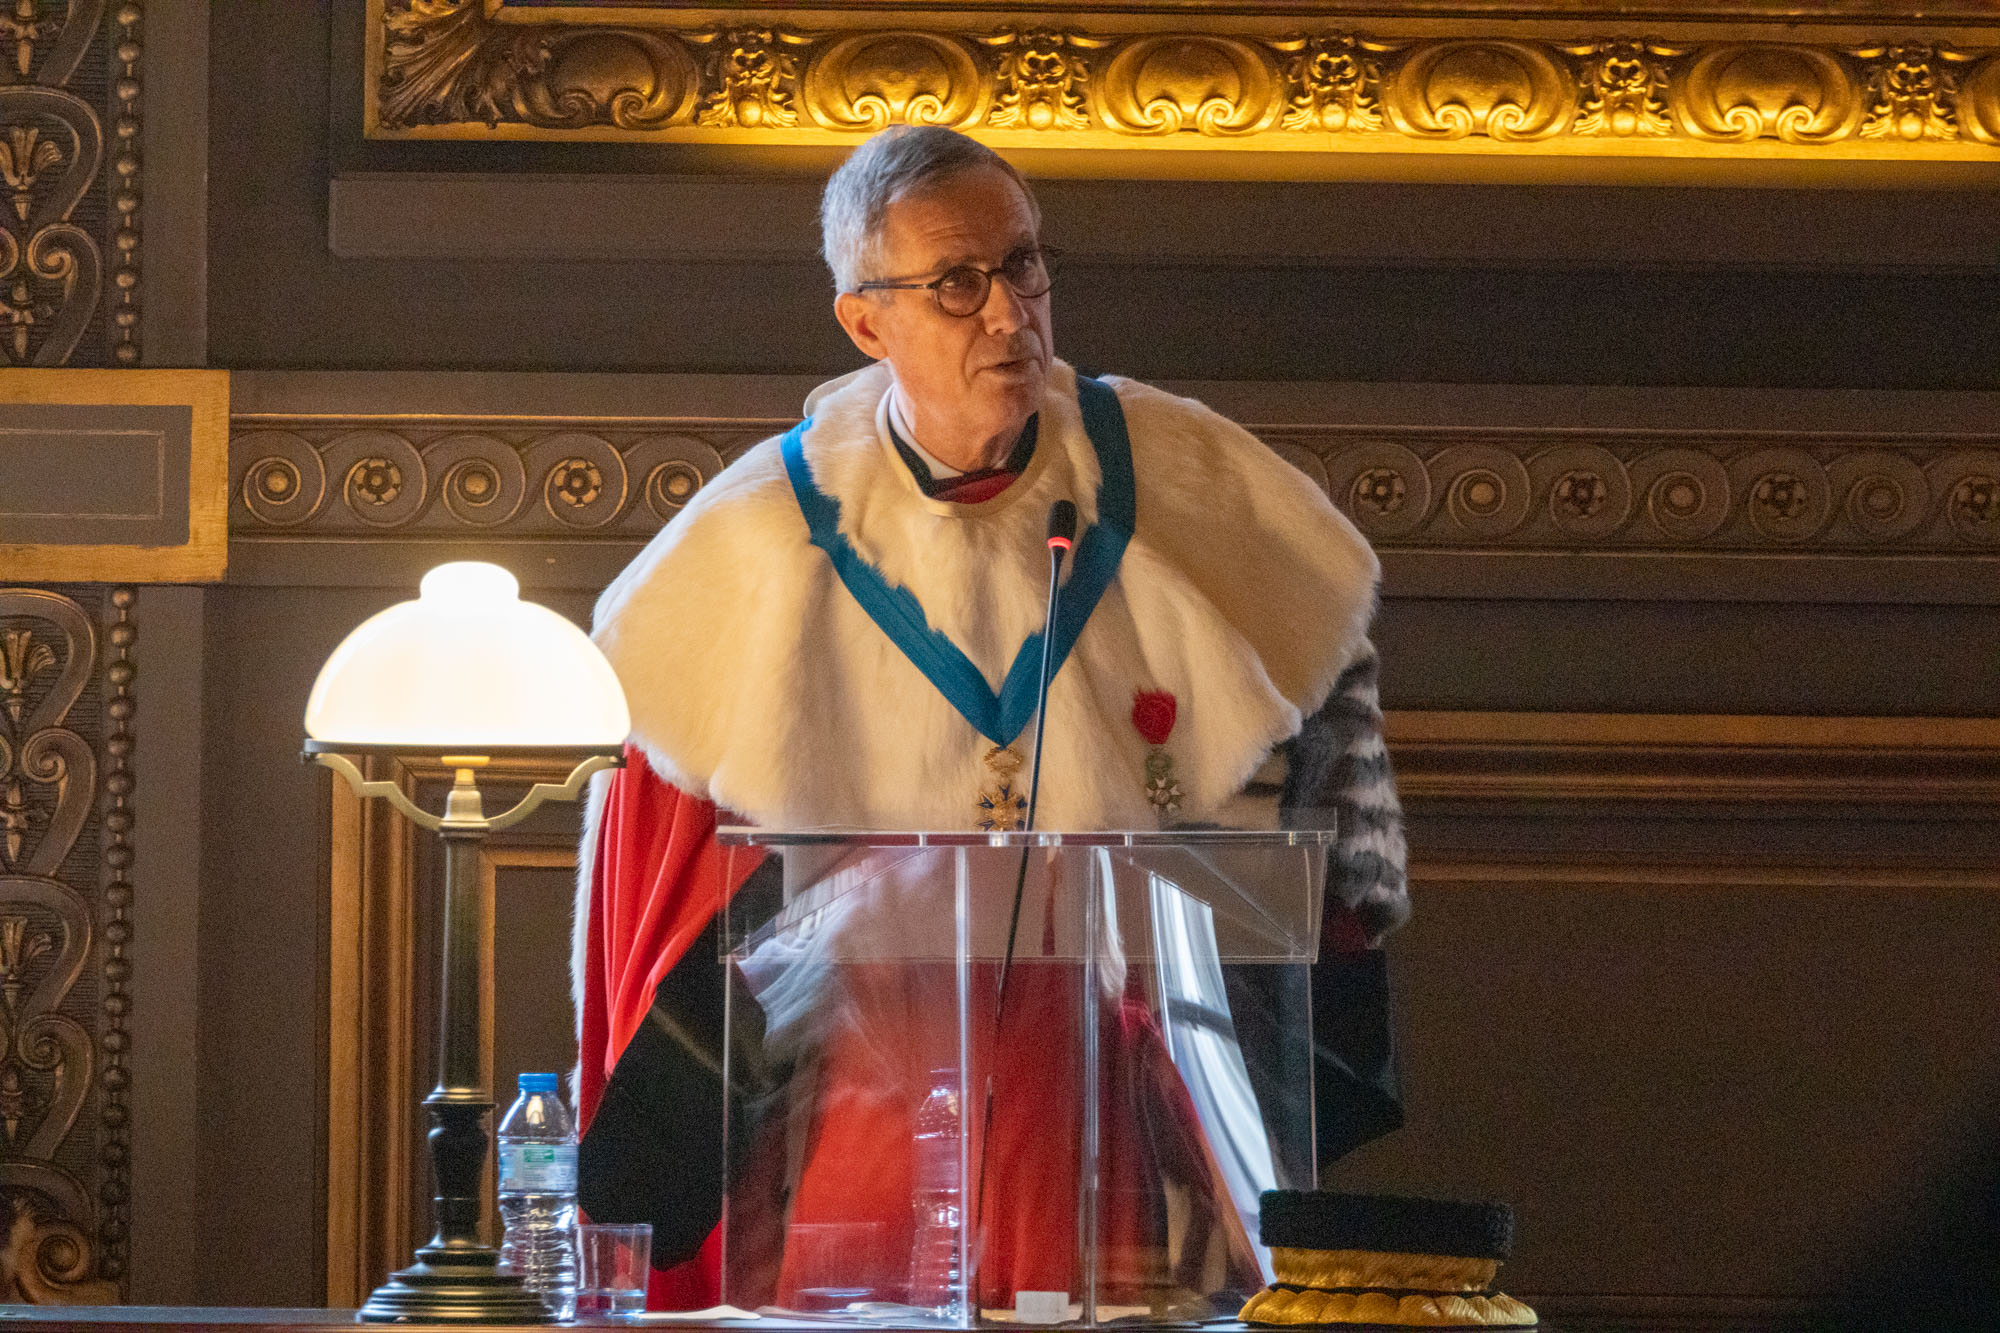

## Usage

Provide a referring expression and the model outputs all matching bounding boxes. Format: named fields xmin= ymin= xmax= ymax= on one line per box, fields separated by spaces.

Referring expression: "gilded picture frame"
xmin=363 ymin=2 xmax=2000 ymax=175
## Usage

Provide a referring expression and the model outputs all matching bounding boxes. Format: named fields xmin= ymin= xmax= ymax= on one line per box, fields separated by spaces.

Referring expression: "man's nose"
xmin=980 ymin=272 xmax=1029 ymax=335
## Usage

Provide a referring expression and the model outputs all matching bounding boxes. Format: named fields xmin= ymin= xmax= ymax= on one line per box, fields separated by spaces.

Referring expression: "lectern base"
xmin=357 ymin=1246 xmax=554 ymax=1324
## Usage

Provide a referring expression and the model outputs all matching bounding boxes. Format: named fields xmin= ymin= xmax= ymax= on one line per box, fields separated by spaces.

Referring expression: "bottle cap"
xmin=518 ymin=1072 xmax=559 ymax=1094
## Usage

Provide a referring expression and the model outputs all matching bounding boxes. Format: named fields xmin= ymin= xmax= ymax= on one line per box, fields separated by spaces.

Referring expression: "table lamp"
xmin=304 ymin=561 xmax=629 ymax=1323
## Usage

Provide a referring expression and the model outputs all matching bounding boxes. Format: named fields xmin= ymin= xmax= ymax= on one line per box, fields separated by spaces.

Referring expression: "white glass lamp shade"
xmin=304 ymin=561 xmax=630 ymax=749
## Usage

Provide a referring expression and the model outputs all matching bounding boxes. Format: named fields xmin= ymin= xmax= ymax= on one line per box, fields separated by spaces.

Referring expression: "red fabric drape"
xmin=578 ymin=744 xmax=757 ymax=1307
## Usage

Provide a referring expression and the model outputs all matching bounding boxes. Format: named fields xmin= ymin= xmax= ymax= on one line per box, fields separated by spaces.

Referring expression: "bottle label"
xmin=499 ymin=1141 xmax=577 ymax=1193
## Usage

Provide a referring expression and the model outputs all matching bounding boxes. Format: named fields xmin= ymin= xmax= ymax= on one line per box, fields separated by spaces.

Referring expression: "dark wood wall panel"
xmin=1339 ymin=868 xmax=2000 ymax=1314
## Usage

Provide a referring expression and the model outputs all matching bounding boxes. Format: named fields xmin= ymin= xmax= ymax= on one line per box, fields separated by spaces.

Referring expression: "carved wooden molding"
xmin=2 ymin=369 xmax=231 ymax=584
xmin=229 ymin=408 xmax=2000 ymax=557
xmin=0 ymin=0 xmax=143 ymax=367
xmin=366 ymin=1 xmax=2000 ymax=173
xmin=1387 ymin=710 xmax=2000 ymax=812
xmin=0 ymin=584 xmax=128 ymax=1305
xmin=323 ymin=754 xmax=579 ymax=1309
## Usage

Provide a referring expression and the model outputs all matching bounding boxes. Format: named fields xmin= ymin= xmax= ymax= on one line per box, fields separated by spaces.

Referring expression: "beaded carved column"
xmin=0 ymin=586 xmax=128 ymax=1303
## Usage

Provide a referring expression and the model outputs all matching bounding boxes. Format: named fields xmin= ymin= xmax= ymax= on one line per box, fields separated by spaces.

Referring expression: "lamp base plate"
xmin=358 ymin=1246 xmax=555 ymax=1324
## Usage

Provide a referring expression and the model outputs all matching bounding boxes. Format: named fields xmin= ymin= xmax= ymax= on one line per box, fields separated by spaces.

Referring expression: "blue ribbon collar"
xmin=782 ymin=374 xmax=1135 ymax=749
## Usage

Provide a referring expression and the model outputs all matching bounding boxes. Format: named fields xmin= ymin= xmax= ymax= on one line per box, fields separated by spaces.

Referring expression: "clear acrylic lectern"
xmin=714 ymin=830 xmax=1333 ymax=1328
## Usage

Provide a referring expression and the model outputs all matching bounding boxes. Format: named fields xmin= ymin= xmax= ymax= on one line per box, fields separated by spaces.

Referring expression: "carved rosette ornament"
xmin=231 ymin=419 xmax=2000 ymax=555
xmin=0 ymin=586 xmax=123 ymax=1304
xmin=367 ymin=3 xmax=2000 ymax=162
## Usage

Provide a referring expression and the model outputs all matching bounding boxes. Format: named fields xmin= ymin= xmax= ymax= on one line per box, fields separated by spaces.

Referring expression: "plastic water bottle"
xmin=498 ymin=1072 xmax=578 ymax=1320
xmin=906 ymin=1070 xmax=965 ymax=1318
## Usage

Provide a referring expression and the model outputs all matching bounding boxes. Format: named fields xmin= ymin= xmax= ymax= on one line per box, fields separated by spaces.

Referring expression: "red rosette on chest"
xmin=1131 ymin=690 xmax=1177 ymax=746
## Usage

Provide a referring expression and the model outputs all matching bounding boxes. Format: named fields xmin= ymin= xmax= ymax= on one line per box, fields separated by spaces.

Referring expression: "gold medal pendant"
xmin=975 ymin=744 xmax=1028 ymax=831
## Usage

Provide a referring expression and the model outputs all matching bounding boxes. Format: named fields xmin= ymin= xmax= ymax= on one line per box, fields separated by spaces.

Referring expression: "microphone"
xmin=1046 ymin=499 xmax=1077 ymax=555
xmin=998 ymin=500 xmax=1074 ymax=996
xmin=1026 ymin=499 xmax=1076 ymax=829
xmin=977 ymin=500 xmax=1077 ymax=1265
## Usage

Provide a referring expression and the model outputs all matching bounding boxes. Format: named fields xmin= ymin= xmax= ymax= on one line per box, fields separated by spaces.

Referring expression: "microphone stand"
xmin=968 ymin=502 xmax=1075 ymax=1317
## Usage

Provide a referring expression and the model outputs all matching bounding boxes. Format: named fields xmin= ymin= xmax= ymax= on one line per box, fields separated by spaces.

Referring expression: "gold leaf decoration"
xmin=1097 ymin=35 xmax=1282 ymax=137
xmin=1958 ymin=52 xmax=2000 ymax=142
xmin=1675 ymin=44 xmax=1864 ymax=144
xmin=1385 ymin=40 xmax=1577 ymax=141
xmin=802 ymin=30 xmax=986 ymax=132
xmin=381 ymin=0 xmax=698 ymax=130
xmin=1857 ymin=43 xmax=1961 ymax=140
xmin=694 ymin=28 xmax=805 ymax=130
xmin=1274 ymin=33 xmax=1389 ymax=133
xmin=982 ymin=29 xmax=1101 ymax=132
xmin=364 ymin=2 xmax=2000 ymax=167
xmin=1568 ymin=39 xmax=1681 ymax=137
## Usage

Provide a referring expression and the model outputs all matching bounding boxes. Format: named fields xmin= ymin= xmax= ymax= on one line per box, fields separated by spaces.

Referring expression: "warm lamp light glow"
xmin=304 ymin=560 xmax=630 ymax=748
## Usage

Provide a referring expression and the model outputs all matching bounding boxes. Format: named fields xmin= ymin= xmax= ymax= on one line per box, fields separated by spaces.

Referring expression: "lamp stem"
xmin=427 ymin=817 xmax=490 ymax=1254
xmin=358 ymin=765 xmax=552 ymax=1324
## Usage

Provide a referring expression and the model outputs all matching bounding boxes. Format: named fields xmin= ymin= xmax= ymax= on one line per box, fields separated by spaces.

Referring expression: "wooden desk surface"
xmin=0 ymin=1309 xmax=1789 ymax=1333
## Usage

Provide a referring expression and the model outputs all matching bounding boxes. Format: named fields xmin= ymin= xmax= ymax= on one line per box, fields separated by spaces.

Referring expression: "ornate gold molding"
xmin=366 ymin=2 xmax=2000 ymax=169
xmin=228 ymin=411 xmax=2000 ymax=555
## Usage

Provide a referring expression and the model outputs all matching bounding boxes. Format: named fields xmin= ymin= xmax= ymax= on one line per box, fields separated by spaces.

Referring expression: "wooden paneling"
xmin=0 ymin=370 xmax=230 ymax=583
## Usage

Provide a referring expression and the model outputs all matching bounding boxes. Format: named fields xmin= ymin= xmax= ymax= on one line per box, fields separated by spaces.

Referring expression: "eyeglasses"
xmin=855 ymin=246 xmax=1061 ymax=318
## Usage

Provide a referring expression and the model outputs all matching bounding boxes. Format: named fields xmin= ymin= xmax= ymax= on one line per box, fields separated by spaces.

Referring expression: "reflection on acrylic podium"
xmin=715 ymin=830 xmax=1333 ymax=1328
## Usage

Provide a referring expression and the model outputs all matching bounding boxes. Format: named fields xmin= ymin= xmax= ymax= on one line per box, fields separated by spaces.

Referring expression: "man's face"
xmin=834 ymin=165 xmax=1054 ymax=458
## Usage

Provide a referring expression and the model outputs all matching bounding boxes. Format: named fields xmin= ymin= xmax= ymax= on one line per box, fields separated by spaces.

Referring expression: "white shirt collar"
xmin=886 ymin=386 xmax=964 ymax=479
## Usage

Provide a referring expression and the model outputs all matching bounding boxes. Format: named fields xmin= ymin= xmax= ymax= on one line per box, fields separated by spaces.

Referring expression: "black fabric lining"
xmin=889 ymin=411 xmax=1038 ymax=495
xmin=1260 ymin=1190 xmax=1515 ymax=1260
xmin=1270 ymin=1282 xmax=1498 ymax=1299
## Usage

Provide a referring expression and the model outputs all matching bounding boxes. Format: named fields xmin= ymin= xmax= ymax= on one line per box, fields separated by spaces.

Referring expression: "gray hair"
xmin=820 ymin=126 xmax=1040 ymax=293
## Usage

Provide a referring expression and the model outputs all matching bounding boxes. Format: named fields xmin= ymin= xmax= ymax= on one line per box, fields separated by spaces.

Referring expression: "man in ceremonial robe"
xmin=573 ymin=126 xmax=1410 ymax=1314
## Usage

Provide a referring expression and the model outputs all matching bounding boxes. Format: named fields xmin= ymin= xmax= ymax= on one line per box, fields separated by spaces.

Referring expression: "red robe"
xmin=577 ymin=746 xmax=1262 ymax=1312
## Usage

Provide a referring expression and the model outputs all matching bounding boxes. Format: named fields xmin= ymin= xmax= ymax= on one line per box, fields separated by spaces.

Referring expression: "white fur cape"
xmin=591 ymin=359 xmax=1378 ymax=832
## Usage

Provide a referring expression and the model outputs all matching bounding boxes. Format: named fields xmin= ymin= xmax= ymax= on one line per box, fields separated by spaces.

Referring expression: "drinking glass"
xmin=575 ymin=1221 xmax=652 ymax=1317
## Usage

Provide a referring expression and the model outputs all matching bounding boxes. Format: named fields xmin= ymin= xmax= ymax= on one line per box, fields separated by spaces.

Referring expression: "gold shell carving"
xmin=1096 ymin=35 xmax=1282 ymax=137
xmin=367 ymin=2 xmax=2000 ymax=165
xmin=802 ymin=31 xmax=986 ymax=132
xmin=1954 ymin=52 xmax=2000 ymax=143
xmin=1675 ymin=44 xmax=1864 ymax=144
xmin=1384 ymin=40 xmax=1577 ymax=141
xmin=524 ymin=29 xmax=700 ymax=131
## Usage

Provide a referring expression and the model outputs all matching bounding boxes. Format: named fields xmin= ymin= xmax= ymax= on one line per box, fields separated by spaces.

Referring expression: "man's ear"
xmin=834 ymin=291 xmax=890 ymax=361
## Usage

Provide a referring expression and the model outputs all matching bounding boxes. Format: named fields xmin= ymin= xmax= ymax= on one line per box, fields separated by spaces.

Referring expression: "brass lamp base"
xmin=358 ymin=1245 xmax=554 ymax=1324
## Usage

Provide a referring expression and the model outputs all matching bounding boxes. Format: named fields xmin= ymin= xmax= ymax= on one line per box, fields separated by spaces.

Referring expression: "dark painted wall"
xmin=189 ymin=0 xmax=2000 ymax=1314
